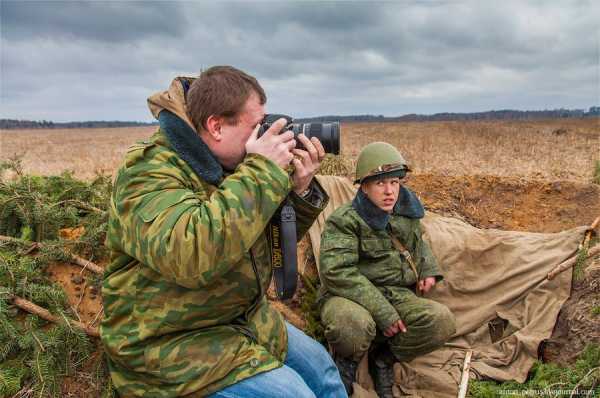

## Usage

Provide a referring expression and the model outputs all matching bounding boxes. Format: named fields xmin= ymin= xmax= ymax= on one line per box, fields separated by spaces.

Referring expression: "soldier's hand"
xmin=246 ymin=118 xmax=296 ymax=169
xmin=418 ymin=277 xmax=436 ymax=294
xmin=291 ymin=134 xmax=326 ymax=195
xmin=383 ymin=319 xmax=407 ymax=337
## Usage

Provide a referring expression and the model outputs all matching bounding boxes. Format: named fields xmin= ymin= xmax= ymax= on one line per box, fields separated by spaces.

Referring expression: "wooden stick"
xmin=581 ymin=216 xmax=600 ymax=252
xmin=590 ymin=216 xmax=600 ymax=231
xmin=0 ymin=235 xmax=23 ymax=244
xmin=69 ymin=254 xmax=104 ymax=275
xmin=547 ymin=244 xmax=600 ymax=280
xmin=88 ymin=304 xmax=104 ymax=328
xmin=12 ymin=295 xmax=99 ymax=337
xmin=52 ymin=199 xmax=105 ymax=215
xmin=457 ymin=350 xmax=473 ymax=398
xmin=0 ymin=234 xmax=103 ymax=275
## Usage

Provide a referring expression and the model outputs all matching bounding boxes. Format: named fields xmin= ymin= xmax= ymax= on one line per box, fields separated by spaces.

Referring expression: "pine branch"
xmin=11 ymin=295 xmax=99 ymax=337
xmin=0 ymin=235 xmax=104 ymax=275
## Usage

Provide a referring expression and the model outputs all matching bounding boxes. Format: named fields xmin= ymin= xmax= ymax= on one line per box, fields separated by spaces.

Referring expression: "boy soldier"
xmin=100 ymin=66 xmax=347 ymax=397
xmin=318 ymin=142 xmax=456 ymax=397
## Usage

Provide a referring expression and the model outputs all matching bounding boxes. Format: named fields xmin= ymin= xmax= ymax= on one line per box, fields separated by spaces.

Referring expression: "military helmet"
xmin=354 ymin=142 xmax=410 ymax=184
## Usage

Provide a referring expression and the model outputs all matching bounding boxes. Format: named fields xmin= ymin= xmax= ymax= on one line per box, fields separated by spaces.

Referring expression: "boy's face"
xmin=361 ymin=176 xmax=402 ymax=213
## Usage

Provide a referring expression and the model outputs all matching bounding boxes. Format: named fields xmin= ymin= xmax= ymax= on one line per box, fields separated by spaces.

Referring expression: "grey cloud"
xmin=1 ymin=0 xmax=187 ymax=42
xmin=1 ymin=0 xmax=598 ymax=122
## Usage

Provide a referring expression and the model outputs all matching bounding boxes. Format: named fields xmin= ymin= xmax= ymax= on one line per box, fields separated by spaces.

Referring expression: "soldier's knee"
xmin=430 ymin=304 xmax=456 ymax=344
xmin=323 ymin=311 xmax=376 ymax=359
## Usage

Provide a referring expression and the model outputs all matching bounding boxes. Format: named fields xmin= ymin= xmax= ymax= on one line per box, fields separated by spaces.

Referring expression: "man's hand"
xmin=291 ymin=134 xmax=326 ymax=195
xmin=383 ymin=319 xmax=407 ymax=337
xmin=418 ymin=276 xmax=436 ymax=294
xmin=245 ymin=118 xmax=296 ymax=169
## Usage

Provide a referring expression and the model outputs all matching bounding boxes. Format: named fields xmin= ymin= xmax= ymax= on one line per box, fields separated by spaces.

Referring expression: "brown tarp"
xmin=308 ymin=175 xmax=586 ymax=398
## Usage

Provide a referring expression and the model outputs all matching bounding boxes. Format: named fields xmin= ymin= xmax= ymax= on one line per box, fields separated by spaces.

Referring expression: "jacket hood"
xmin=147 ymin=76 xmax=197 ymax=132
xmin=147 ymin=76 xmax=225 ymax=185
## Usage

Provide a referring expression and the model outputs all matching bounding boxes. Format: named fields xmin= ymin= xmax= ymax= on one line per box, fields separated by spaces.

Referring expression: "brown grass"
xmin=1 ymin=118 xmax=598 ymax=181
xmin=0 ymin=126 xmax=155 ymax=179
xmin=342 ymin=118 xmax=599 ymax=182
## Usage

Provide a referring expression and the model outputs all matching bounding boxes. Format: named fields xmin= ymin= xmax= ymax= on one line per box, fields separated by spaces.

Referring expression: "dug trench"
xmin=46 ymin=174 xmax=599 ymax=394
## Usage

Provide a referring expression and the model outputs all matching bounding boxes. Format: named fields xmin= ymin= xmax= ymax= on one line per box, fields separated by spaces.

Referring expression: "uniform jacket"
xmin=100 ymin=77 xmax=328 ymax=397
xmin=319 ymin=188 xmax=442 ymax=332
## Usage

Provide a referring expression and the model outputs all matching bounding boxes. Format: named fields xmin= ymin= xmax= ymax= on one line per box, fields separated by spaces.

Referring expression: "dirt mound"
xmin=545 ymin=262 xmax=600 ymax=365
xmin=409 ymin=174 xmax=599 ymax=233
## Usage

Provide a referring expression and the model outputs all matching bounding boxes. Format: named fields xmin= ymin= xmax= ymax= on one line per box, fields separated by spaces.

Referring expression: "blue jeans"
xmin=207 ymin=322 xmax=347 ymax=398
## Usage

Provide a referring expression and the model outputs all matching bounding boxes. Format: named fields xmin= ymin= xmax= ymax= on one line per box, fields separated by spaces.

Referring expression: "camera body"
xmin=258 ymin=114 xmax=340 ymax=299
xmin=257 ymin=114 xmax=340 ymax=155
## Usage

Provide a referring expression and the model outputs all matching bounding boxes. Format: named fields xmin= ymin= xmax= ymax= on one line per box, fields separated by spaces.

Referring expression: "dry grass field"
xmin=0 ymin=126 xmax=155 ymax=179
xmin=342 ymin=118 xmax=599 ymax=182
xmin=1 ymin=118 xmax=598 ymax=182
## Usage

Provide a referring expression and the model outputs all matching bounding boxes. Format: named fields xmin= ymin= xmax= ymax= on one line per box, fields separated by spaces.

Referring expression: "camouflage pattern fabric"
xmin=321 ymin=293 xmax=455 ymax=362
xmin=101 ymin=129 xmax=327 ymax=397
xmin=318 ymin=200 xmax=455 ymax=362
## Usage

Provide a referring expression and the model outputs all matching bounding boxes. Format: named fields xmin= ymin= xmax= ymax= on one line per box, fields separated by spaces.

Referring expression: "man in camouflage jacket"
xmin=318 ymin=142 xmax=456 ymax=397
xmin=101 ymin=66 xmax=346 ymax=397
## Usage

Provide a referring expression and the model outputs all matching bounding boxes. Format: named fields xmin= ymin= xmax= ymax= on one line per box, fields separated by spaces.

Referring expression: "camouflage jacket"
xmin=319 ymin=188 xmax=441 ymax=332
xmin=100 ymin=78 xmax=328 ymax=397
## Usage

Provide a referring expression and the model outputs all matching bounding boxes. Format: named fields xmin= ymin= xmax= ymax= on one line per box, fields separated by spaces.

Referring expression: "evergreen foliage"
xmin=0 ymin=157 xmax=110 ymax=259
xmin=469 ymin=344 xmax=600 ymax=397
xmin=0 ymin=160 xmax=112 ymax=396
xmin=0 ymin=251 xmax=96 ymax=396
xmin=300 ymin=273 xmax=325 ymax=344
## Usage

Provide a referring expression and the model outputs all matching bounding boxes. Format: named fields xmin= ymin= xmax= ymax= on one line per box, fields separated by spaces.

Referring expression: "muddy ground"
xmin=47 ymin=174 xmax=600 ymax=395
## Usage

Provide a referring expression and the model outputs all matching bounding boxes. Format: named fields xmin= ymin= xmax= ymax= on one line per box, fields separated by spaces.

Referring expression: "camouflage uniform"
xmin=319 ymin=187 xmax=455 ymax=362
xmin=100 ymin=77 xmax=328 ymax=397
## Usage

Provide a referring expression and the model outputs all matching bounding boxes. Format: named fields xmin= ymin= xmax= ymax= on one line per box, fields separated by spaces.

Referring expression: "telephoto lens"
xmin=257 ymin=114 xmax=340 ymax=155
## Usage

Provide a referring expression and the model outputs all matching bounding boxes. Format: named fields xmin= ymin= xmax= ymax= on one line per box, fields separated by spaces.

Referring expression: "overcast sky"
xmin=1 ymin=0 xmax=598 ymax=122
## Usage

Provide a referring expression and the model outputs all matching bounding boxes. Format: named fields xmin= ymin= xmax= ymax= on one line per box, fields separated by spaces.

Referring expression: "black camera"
xmin=257 ymin=114 xmax=340 ymax=155
xmin=259 ymin=114 xmax=340 ymax=300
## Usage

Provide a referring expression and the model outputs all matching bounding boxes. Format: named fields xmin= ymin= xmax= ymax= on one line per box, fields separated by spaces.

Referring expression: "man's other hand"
xmin=418 ymin=277 xmax=436 ymax=294
xmin=246 ymin=118 xmax=296 ymax=169
xmin=291 ymin=134 xmax=326 ymax=195
xmin=383 ymin=319 xmax=407 ymax=337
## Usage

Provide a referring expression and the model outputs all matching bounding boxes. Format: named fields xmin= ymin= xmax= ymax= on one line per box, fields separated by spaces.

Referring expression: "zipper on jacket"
xmin=230 ymin=248 xmax=263 ymax=345
xmin=249 ymin=248 xmax=263 ymax=298
xmin=244 ymin=249 xmax=263 ymax=320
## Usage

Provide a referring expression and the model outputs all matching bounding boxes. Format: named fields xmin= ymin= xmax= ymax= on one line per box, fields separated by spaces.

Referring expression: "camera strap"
xmin=269 ymin=200 xmax=297 ymax=300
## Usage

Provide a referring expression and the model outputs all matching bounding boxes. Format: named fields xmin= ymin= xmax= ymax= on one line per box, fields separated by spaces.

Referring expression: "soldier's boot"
xmin=333 ymin=354 xmax=358 ymax=396
xmin=369 ymin=348 xmax=395 ymax=398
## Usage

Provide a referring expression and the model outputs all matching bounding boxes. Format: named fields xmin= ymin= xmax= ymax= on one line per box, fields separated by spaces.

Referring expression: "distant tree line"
xmin=297 ymin=106 xmax=600 ymax=123
xmin=0 ymin=119 xmax=158 ymax=130
xmin=1 ymin=107 xmax=598 ymax=129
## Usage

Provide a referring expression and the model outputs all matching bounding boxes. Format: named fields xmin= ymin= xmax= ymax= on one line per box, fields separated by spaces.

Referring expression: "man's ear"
xmin=205 ymin=115 xmax=223 ymax=141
